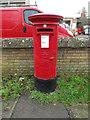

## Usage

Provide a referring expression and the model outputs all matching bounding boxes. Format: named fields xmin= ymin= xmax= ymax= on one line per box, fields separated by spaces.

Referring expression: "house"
xmin=0 ymin=0 xmax=31 ymax=7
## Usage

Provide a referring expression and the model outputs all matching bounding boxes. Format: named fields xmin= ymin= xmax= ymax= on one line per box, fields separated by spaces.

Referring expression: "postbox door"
xmin=35 ymin=36 xmax=57 ymax=79
xmin=40 ymin=34 xmax=57 ymax=79
xmin=34 ymin=25 xmax=58 ymax=79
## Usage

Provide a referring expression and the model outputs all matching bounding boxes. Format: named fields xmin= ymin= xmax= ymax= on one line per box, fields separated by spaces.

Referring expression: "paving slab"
xmin=69 ymin=104 xmax=88 ymax=118
xmin=11 ymin=93 xmax=69 ymax=118
xmin=0 ymin=98 xmax=2 ymax=120
xmin=2 ymin=97 xmax=19 ymax=118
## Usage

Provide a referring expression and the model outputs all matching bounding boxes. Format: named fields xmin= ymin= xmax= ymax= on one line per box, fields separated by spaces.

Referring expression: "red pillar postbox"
xmin=28 ymin=14 xmax=63 ymax=93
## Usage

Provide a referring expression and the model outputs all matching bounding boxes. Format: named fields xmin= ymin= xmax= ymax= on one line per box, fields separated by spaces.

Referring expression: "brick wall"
xmin=2 ymin=48 xmax=34 ymax=76
xmin=1 ymin=37 xmax=89 ymax=77
xmin=57 ymin=48 xmax=88 ymax=73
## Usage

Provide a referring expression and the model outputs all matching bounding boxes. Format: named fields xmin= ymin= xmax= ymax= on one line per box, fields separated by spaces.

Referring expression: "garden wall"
xmin=1 ymin=37 xmax=89 ymax=77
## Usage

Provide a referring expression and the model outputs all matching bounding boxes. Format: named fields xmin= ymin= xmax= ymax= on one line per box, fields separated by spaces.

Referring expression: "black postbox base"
xmin=34 ymin=76 xmax=57 ymax=93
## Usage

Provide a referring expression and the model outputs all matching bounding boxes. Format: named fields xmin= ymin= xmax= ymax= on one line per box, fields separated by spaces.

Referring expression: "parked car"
xmin=83 ymin=25 xmax=90 ymax=35
xmin=59 ymin=23 xmax=73 ymax=37
xmin=77 ymin=28 xmax=82 ymax=34
xmin=0 ymin=7 xmax=43 ymax=38
xmin=0 ymin=7 xmax=73 ymax=38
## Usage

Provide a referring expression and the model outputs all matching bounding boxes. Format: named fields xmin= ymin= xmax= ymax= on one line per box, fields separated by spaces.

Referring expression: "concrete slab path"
xmin=11 ymin=93 xmax=69 ymax=118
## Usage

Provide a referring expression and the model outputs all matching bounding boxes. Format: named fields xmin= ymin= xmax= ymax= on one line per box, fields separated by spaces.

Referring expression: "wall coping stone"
xmin=0 ymin=37 xmax=90 ymax=48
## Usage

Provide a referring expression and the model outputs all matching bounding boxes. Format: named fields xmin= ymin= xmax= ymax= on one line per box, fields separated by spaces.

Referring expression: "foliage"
xmin=1 ymin=75 xmax=34 ymax=101
xmin=30 ymin=75 xmax=88 ymax=106
xmin=1 ymin=74 xmax=88 ymax=106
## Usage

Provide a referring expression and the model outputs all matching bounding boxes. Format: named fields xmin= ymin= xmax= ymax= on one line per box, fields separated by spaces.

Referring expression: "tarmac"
xmin=2 ymin=92 xmax=89 ymax=119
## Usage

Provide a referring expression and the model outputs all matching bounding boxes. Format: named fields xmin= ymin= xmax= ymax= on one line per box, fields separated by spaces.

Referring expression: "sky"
xmin=31 ymin=0 xmax=90 ymax=17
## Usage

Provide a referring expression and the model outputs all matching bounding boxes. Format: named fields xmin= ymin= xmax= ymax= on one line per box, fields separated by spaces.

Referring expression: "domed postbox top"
xmin=28 ymin=13 xmax=63 ymax=25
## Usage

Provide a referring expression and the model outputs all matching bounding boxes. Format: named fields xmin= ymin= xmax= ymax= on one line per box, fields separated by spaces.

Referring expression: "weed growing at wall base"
xmin=1 ymin=74 xmax=88 ymax=106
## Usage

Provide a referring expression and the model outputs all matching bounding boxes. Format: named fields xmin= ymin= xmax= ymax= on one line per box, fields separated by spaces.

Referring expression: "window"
xmin=24 ymin=9 xmax=41 ymax=25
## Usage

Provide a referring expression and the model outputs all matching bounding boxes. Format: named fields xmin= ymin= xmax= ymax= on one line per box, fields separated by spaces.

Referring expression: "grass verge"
xmin=1 ymin=74 xmax=88 ymax=106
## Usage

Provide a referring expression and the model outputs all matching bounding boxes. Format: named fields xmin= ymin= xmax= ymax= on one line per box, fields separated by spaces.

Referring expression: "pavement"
xmin=2 ymin=98 xmax=19 ymax=118
xmin=69 ymin=104 xmax=89 ymax=118
xmin=0 ymin=98 xmax=2 ymax=120
xmin=1 ymin=92 xmax=89 ymax=119
xmin=11 ymin=93 xmax=69 ymax=118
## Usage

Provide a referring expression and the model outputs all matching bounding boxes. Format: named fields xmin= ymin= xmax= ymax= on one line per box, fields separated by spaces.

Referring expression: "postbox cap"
xmin=28 ymin=13 xmax=63 ymax=25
